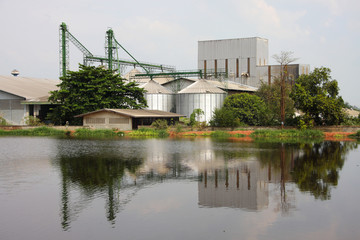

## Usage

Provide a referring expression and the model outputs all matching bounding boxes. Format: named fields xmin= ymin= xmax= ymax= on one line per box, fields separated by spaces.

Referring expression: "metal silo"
xmin=176 ymin=79 xmax=227 ymax=122
xmin=141 ymin=79 xmax=175 ymax=113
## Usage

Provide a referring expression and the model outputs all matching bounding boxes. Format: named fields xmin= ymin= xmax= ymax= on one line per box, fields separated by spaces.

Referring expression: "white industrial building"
xmin=0 ymin=75 xmax=60 ymax=125
xmin=198 ymin=37 xmax=310 ymax=87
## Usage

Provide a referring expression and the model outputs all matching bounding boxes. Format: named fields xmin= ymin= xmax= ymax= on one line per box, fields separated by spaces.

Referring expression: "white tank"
xmin=176 ymin=79 xmax=227 ymax=122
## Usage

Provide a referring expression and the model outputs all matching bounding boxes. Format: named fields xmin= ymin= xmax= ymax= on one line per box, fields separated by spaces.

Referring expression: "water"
xmin=0 ymin=137 xmax=359 ymax=240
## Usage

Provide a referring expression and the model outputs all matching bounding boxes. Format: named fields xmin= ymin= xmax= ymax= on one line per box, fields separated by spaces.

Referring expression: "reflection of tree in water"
xmin=292 ymin=141 xmax=357 ymax=200
xmin=58 ymin=153 xmax=143 ymax=230
xmin=256 ymin=141 xmax=356 ymax=214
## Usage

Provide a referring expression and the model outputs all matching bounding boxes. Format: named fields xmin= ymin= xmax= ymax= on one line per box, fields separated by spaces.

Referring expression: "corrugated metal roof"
xmin=206 ymin=80 xmax=258 ymax=92
xmin=75 ymin=108 xmax=184 ymax=118
xmin=140 ymin=79 xmax=173 ymax=94
xmin=123 ymin=68 xmax=143 ymax=80
xmin=0 ymin=75 xmax=60 ymax=101
xmin=178 ymin=79 xmax=226 ymax=94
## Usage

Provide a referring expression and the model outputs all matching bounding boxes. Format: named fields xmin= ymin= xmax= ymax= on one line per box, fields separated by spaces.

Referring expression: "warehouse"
xmin=198 ymin=37 xmax=309 ymax=87
xmin=0 ymin=75 xmax=60 ymax=125
xmin=75 ymin=108 xmax=183 ymax=130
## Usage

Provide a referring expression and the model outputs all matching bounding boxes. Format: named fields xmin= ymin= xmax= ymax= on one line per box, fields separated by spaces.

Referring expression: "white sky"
xmin=1 ymin=0 xmax=359 ymax=105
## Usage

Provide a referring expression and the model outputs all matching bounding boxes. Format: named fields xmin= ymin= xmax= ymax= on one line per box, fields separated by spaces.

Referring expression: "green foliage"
xmin=209 ymin=107 xmax=240 ymax=128
xmin=349 ymin=130 xmax=360 ymax=139
xmin=250 ymin=129 xmax=324 ymax=139
xmin=189 ymin=109 xmax=204 ymax=127
xmin=48 ymin=65 xmax=147 ymax=125
xmin=256 ymin=78 xmax=295 ymax=125
xmin=73 ymin=128 xmax=118 ymax=138
xmin=290 ymin=67 xmax=345 ymax=126
xmin=151 ymin=119 xmax=169 ymax=130
xmin=291 ymin=142 xmax=348 ymax=200
xmin=0 ymin=126 xmax=67 ymax=136
xmin=128 ymin=128 xmax=169 ymax=138
xmin=0 ymin=116 xmax=7 ymax=126
xmin=222 ymin=93 xmax=267 ymax=126
xmin=210 ymin=131 xmax=231 ymax=138
xmin=341 ymin=114 xmax=360 ymax=126
xmin=24 ymin=116 xmax=43 ymax=126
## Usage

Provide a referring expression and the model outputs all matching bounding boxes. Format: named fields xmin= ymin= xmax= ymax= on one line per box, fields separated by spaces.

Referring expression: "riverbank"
xmin=0 ymin=126 xmax=358 ymax=141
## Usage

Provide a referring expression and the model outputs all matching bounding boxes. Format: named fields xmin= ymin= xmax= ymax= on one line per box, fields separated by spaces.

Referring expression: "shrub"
xmin=223 ymin=93 xmax=267 ymax=126
xmin=24 ymin=116 xmax=43 ymax=126
xmin=0 ymin=116 xmax=7 ymax=126
xmin=209 ymin=108 xmax=240 ymax=129
xmin=74 ymin=128 xmax=117 ymax=138
xmin=151 ymin=119 xmax=168 ymax=130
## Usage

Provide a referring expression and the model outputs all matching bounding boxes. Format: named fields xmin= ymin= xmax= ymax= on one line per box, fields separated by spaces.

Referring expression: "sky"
xmin=0 ymin=0 xmax=359 ymax=105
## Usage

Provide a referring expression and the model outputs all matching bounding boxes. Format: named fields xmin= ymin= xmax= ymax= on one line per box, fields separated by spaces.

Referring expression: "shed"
xmin=75 ymin=108 xmax=184 ymax=130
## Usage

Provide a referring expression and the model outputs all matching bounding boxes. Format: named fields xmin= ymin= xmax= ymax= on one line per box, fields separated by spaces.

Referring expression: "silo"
xmin=176 ymin=79 xmax=227 ymax=122
xmin=141 ymin=79 xmax=175 ymax=112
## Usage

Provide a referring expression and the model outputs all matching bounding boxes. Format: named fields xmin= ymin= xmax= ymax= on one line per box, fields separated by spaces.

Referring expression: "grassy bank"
xmin=250 ymin=129 xmax=324 ymax=139
xmin=127 ymin=128 xmax=169 ymax=138
xmin=0 ymin=126 xmax=67 ymax=137
xmin=0 ymin=126 xmax=355 ymax=142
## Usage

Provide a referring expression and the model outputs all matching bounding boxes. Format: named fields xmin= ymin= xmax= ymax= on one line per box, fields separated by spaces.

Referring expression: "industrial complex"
xmin=0 ymin=23 xmax=310 ymax=127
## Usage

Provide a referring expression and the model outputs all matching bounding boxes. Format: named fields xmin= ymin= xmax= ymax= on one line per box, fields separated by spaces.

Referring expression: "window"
xmin=214 ymin=59 xmax=217 ymax=78
xmin=85 ymin=118 xmax=105 ymax=124
xmin=225 ymin=59 xmax=228 ymax=76
xmin=236 ymin=59 xmax=239 ymax=78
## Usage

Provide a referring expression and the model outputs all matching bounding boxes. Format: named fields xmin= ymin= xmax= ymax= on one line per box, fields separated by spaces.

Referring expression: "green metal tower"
xmin=59 ymin=22 xmax=175 ymax=78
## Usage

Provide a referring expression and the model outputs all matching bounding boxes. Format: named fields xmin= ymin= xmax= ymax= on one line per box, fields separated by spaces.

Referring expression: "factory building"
xmin=198 ymin=37 xmax=310 ymax=87
xmin=0 ymin=75 xmax=60 ymax=125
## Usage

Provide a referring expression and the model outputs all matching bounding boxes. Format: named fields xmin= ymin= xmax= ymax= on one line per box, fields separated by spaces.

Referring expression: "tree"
xmin=209 ymin=107 xmax=240 ymax=129
xmin=272 ymin=51 xmax=298 ymax=128
xmin=48 ymin=65 xmax=147 ymax=125
xmin=222 ymin=93 xmax=267 ymax=126
xmin=256 ymin=78 xmax=295 ymax=125
xmin=290 ymin=67 xmax=345 ymax=126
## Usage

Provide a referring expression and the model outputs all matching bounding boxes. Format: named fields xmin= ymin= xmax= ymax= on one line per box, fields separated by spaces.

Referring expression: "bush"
xmin=74 ymin=128 xmax=117 ymax=138
xmin=209 ymin=108 xmax=240 ymax=129
xmin=223 ymin=93 xmax=267 ymax=126
xmin=151 ymin=119 xmax=168 ymax=130
xmin=24 ymin=116 xmax=43 ymax=126
xmin=0 ymin=116 xmax=7 ymax=126
xmin=128 ymin=128 xmax=169 ymax=138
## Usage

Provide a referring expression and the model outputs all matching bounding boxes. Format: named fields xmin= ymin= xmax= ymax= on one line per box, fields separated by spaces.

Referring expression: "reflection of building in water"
xmin=198 ymin=161 xmax=269 ymax=210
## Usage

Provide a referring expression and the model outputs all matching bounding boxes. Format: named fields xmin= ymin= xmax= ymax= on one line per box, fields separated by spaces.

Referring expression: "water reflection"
xmin=53 ymin=138 xmax=357 ymax=230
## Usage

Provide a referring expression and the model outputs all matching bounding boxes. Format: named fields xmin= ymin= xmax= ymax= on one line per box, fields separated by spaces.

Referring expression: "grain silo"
xmin=176 ymin=79 xmax=227 ymax=122
xmin=140 ymin=79 xmax=175 ymax=112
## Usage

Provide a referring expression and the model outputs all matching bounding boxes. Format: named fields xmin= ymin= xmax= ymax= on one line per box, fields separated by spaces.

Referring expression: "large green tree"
xmin=48 ymin=65 xmax=147 ymax=125
xmin=222 ymin=93 xmax=267 ymax=126
xmin=290 ymin=67 xmax=345 ymax=126
xmin=257 ymin=78 xmax=295 ymax=125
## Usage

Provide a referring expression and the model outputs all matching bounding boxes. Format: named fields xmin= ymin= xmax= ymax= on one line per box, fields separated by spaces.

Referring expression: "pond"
xmin=0 ymin=137 xmax=359 ymax=240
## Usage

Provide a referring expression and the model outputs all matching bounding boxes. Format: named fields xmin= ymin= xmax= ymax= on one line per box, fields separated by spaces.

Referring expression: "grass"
xmin=128 ymin=128 xmax=169 ymax=138
xmin=0 ymin=126 xmax=67 ymax=137
xmin=250 ymin=129 xmax=324 ymax=139
xmin=210 ymin=131 xmax=231 ymax=138
xmin=73 ymin=128 xmax=123 ymax=138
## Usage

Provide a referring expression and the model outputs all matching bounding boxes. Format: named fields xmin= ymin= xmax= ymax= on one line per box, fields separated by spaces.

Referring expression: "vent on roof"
xmin=11 ymin=69 xmax=19 ymax=77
